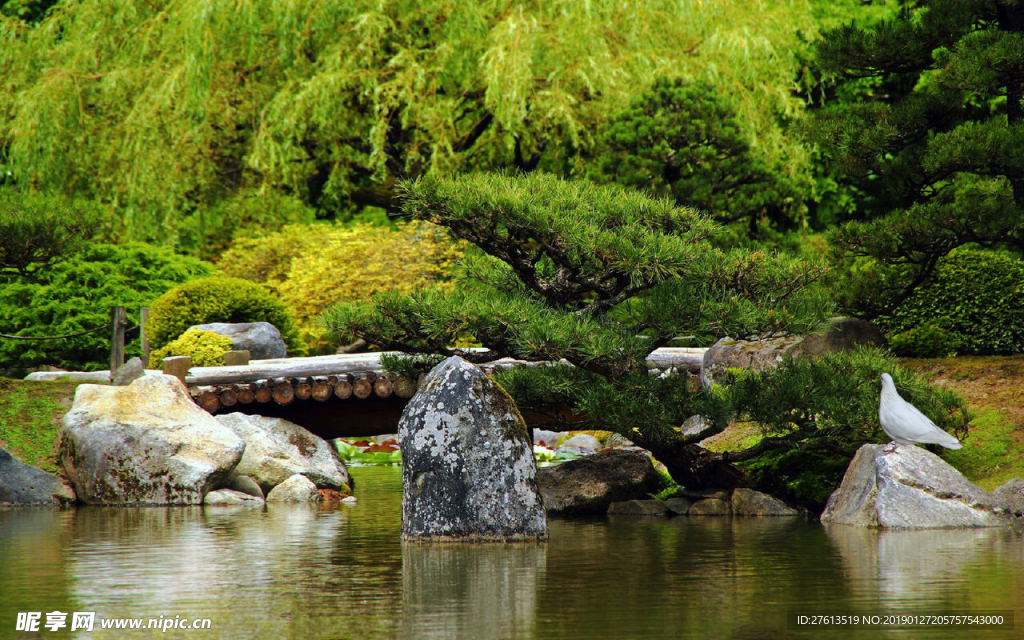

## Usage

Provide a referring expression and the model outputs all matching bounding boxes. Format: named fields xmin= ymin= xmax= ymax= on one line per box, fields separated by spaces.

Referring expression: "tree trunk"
xmin=630 ymin=432 xmax=750 ymax=490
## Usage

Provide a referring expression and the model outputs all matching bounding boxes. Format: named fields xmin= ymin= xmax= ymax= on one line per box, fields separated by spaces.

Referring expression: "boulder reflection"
xmin=401 ymin=542 xmax=547 ymax=639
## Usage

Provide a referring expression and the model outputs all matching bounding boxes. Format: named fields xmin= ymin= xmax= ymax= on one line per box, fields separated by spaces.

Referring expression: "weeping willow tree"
xmin=1 ymin=0 xmax=826 ymax=250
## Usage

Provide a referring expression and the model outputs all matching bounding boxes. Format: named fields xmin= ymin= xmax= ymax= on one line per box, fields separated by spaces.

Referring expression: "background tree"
xmin=0 ymin=0 xmax=823 ymax=251
xmin=807 ymin=0 xmax=1024 ymax=318
xmin=0 ymin=190 xmax=102 ymax=281
xmin=589 ymin=77 xmax=807 ymax=240
xmin=326 ymin=172 xmax=838 ymax=490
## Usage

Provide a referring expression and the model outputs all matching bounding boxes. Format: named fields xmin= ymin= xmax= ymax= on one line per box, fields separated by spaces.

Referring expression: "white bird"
xmin=879 ymin=373 xmax=962 ymax=453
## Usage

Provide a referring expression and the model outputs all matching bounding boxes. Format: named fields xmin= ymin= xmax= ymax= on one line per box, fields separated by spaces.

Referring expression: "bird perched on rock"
xmin=879 ymin=373 xmax=962 ymax=453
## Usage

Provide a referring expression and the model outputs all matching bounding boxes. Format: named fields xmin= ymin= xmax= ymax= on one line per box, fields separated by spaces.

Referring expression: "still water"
xmin=2 ymin=466 xmax=1022 ymax=640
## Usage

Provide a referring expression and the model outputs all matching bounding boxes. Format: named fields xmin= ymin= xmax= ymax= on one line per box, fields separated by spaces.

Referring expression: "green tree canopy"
xmin=326 ymin=172 xmax=835 ymax=490
xmin=808 ymin=0 xmax=1024 ymax=317
xmin=1 ymin=0 xmax=823 ymax=251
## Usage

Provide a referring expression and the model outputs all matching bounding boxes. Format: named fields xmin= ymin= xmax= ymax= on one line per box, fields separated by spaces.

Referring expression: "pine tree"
xmin=325 ymin=172 xmax=835 ymax=490
xmin=808 ymin=0 xmax=1024 ymax=318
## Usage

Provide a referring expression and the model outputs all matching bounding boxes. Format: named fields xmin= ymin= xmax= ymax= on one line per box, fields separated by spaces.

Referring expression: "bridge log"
xmin=352 ymin=376 xmax=373 ymax=400
xmin=294 ymin=378 xmax=313 ymax=401
xmin=374 ymin=376 xmax=393 ymax=398
xmin=272 ymin=379 xmax=294 ymax=406
xmin=182 ymin=349 xmax=705 ymax=386
xmin=311 ymin=377 xmax=333 ymax=402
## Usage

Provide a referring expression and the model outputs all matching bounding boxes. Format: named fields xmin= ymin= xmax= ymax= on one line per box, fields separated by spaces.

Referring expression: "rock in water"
xmin=59 ymin=375 xmax=245 ymax=505
xmin=399 ymin=356 xmax=547 ymax=542
xmin=265 ymin=474 xmax=320 ymax=503
xmin=214 ymin=414 xmax=350 ymax=494
xmin=821 ymin=444 xmax=1012 ymax=529
xmin=537 ymin=449 xmax=658 ymax=515
xmin=0 ymin=446 xmax=76 ymax=505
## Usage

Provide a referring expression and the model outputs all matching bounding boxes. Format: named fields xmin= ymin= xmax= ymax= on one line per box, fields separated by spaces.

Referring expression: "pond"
xmin=2 ymin=466 xmax=1021 ymax=639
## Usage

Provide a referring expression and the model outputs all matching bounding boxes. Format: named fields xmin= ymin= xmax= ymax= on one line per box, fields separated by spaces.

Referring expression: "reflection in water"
xmin=401 ymin=542 xmax=546 ymax=639
xmin=1 ymin=466 xmax=1022 ymax=640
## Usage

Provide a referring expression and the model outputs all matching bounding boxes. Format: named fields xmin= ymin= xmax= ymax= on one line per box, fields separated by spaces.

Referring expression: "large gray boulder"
xmin=0 ymin=447 xmax=76 ymax=506
xmin=537 ymin=449 xmax=658 ymax=515
xmin=59 ymin=375 xmax=245 ymax=505
xmin=399 ymin=356 xmax=547 ymax=541
xmin=821 ymin=444 xmax=1013 ymax=529
xmin=191 ymin=322 xmax=286 ymax=360
xmin=214 ymin=414 xmax=350 ymax=494
xmin=701 ymin=317 xmax=887 ymax=388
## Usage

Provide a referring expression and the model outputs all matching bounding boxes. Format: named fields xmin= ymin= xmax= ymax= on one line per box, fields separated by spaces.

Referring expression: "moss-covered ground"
xmin=0 ymin=377 xmax=81 ymax=473
xmin=902 ymin=356 xmax=1024 ymax=491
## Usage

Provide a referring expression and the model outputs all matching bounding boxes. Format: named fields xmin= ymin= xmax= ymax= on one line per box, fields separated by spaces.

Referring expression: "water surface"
xmin=2 ymin=467 xmax=1021 ymax=639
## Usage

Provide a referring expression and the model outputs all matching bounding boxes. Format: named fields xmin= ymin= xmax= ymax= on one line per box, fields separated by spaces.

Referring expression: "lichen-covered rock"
xmin=701 ymin=317 xmax=887 ymax=388
xmin=607 ymin=499 xmax=669 ymax=516
xmin=821 ymin=444 xmax=1013 ymax=529
xmin=191 ymin=322 xmax=286 ymax=360
xmin=204 ymin=488 xmax=264 ymax=506
xmin=0 ymin=447 xmax=76 ymax=506
xmin=731 ymin=488 xmax=801 ymax=516
xmin=538 ymin=450 xmax=658 ymax=515
xmin=689 ymin=498 xmax=731 ymax=515
xmin=399 ymin=356 xmax=547 ymax=541
xmin=59 ymin=375 xmax=245 ymax=505
xmin=993 ymin=478 xmax=1024 ymax=517
xmin=266 ymin=474 xmax=321 ymax=503
xmin=214 ymin=414 xmax=350 ymax=494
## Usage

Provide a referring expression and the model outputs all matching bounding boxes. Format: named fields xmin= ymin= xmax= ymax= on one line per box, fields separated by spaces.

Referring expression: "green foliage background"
xmin=0 ymin=243 xmax=211 ymax=374
xmin=148 ymin=328 xmax=234 ymax=368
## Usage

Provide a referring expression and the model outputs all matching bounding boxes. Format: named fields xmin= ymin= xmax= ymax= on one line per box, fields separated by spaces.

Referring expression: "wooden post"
xmin=223 ymin=350 xmax=250 ymax=366
xmin=162 ymin=356 xmax=191 ymax=386
xmin=109 ymin=305 xmax=126 ymax=373
xmin=139 ymin=307 xmax=150 ymax=366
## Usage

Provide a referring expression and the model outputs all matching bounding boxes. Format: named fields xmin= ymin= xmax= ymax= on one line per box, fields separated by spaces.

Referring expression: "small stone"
xmin=677 ymin=487 xmax=731 ymax=502
xmin=204 ymin=489 xmax=264 ymax=506
xmin=318 ymin=488 xmax=349 ymax=503
xmin=607 ymin=499 xmax=669 ymax=516
xmin=689 ymin=498 xmax=731 ymax=515
xmin=731 ymin=488 xmax=801 ymax=516
xmin=341 ymin=496 xmax=358 ymax=505
xmin=0 ymin=447 xmax=76 ymax=506
xmin=532 ymin=429 xmax=561 ymax=446
xmin=227 ymin=475 xmax=264 ymax=499
xmin=680 ymin=415 xmax=715 ymax=440
xmin=111 ymin=357 xmax=146 ymax=386
xmin=558 ymin=433 xmax=602 ymax=453
xmin=663 ymin=497 xmax=692 ymax=515
xmin=266 ymin=474 xmax=320 ymax=503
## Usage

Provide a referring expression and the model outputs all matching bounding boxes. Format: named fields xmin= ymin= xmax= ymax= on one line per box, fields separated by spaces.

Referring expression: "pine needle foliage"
xmin=325 ymin=172 xmax=833 ymax=487
xmin=808 ymin=0 xmax=1024 ymax=318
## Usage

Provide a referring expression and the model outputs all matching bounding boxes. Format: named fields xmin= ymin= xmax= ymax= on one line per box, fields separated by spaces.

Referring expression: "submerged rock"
xmin=607 ymin=499 xmax=669 ymax=516
xmin=0 ymin=447 xmax=76 ymax=506
xmin=214 ymin=414 xmax=350 ymax=494
xmin=821 ymin=444 xmax=1013 ymax=529
xmin=538 ymin=449 xmax=658 ymax=515
xmin=399 ymin=356 xmax=547 ymax=541
xmin=59 ymin=375 xmax=244 ymax=505
xmin=204 ymin=488 xmax=264 ymax=506
xmin=732 ymin=488 xmax=802 ymax=516
xmin=266 ymin=474 xmax=320 ymax=503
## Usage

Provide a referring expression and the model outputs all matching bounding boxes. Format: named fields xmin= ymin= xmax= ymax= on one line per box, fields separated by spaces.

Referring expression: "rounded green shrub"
xmin=146 ymin=276 xmax=301 ymax=353
xmin=0 ymin=242 xmax=212 ymax=375
xmin=148 ymin=329 xmax=234 ymax=368
xmin=875 ymin=249 xmax=1024 ymax=356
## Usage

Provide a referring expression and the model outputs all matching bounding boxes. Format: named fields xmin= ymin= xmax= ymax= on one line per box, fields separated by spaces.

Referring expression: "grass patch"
xmin=0 ymin=377 xmax=81 ymax=472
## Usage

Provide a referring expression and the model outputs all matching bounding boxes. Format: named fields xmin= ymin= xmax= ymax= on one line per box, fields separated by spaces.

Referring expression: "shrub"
xmin=148 ymin=329 xmax=233 ymax=368
xmin=0 ymin=243 xmax=212 ymax=375
xmin=874 ymin=249 xmax=1024 ymax=356
xmin=146 ymin=276 xmax=301 ymax=353
xmin=218 ymin=221 xmax=462 ymax=353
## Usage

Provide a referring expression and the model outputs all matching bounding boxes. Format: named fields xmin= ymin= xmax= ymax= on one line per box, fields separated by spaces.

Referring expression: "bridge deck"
xmin=185 ymin=348 xmax=706 ymax=438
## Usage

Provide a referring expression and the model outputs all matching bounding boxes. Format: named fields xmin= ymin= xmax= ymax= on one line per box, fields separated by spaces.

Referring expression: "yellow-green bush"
xmin=218 ymin=221 xmax=462 ymax=352
xmin=148 ymin=329 xmax=234 ymax=368
xmin=146 ymin=276 xmax=301 ymax=353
